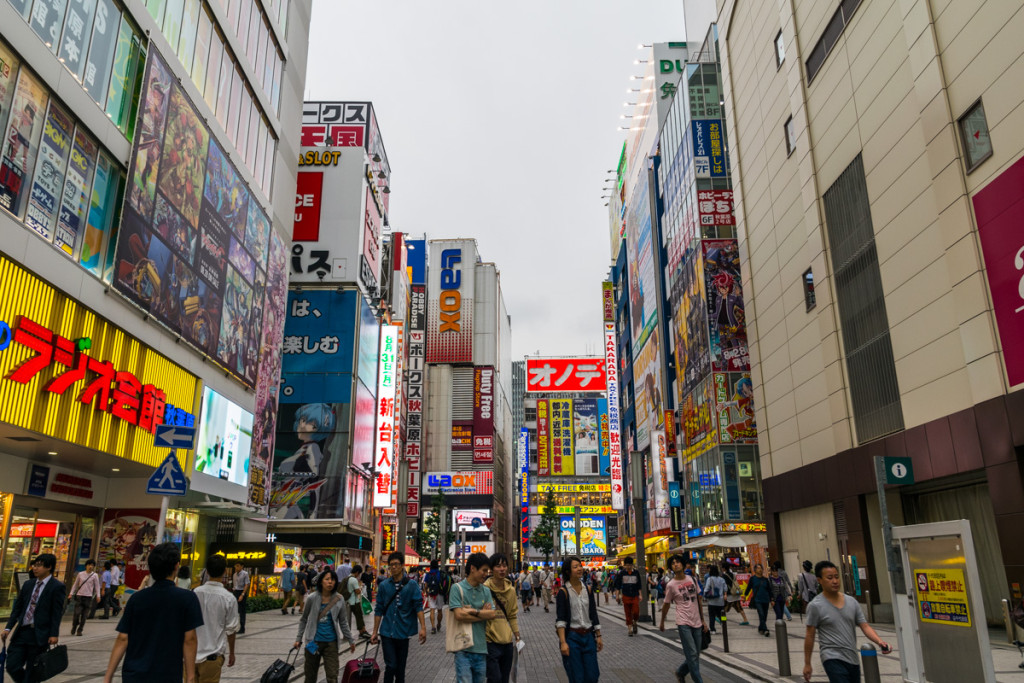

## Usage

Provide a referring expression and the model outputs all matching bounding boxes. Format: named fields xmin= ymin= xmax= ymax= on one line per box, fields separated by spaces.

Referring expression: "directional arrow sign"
xmin=154 ymin=424 xmax=197 ymax=450
xmin=147 ymin=452 xmax=189 ymax=496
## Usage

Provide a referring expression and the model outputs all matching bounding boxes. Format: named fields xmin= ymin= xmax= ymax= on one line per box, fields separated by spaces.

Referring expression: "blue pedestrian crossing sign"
xmin=147 ymin=452 xmax=188 ymax=496
xmin=154 ymin=424 xmax=196 ymax=450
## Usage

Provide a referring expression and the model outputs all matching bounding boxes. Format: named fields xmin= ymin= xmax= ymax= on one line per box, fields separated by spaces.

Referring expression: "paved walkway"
xmin=594 ymin=596 xmax=1024 ymax=682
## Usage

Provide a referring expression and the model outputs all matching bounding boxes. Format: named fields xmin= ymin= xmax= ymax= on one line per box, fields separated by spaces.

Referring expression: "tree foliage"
xmin=419 ymin=494 xmax=456 ymax=559
xmin=531 ymin=489 xmax=559 ymax=564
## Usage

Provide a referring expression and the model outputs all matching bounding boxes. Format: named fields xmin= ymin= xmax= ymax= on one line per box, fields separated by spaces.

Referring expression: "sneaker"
xmin=676 ymin=673 xmax=686 ymax=683
xmin=281 ymin=608 xmax=288 ymax=615
xmin=291 ymin=609 xmax=296 ymax=615
xmin=627 ymin=630 xmax=634 ymax=637
xmin=431 ymin=628 xmax=437 ymax=634
xmin=786 ymin=616 xmax=792 ymax=621
xmin=763 ymin=630 xmax=770 ymax=637
xmin=739 ymin=621 xmax=749 ymax=625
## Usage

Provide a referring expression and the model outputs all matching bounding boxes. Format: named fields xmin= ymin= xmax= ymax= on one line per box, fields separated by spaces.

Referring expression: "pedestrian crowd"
xmin=1 ymin=547 xmax=889 ymax=683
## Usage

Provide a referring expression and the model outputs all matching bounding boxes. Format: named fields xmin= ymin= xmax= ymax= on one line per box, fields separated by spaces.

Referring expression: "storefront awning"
xmin=681 ymin=533 xmax=768 ymax=549
xmin=616 ymin=535 xmax=672 ymax=557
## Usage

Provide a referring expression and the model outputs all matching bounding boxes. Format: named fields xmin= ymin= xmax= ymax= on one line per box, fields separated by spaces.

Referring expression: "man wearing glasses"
xmin=370 ymin=552 xmax=427 ymax=683
xmin=2 ymin=554 xmax=66 ymax=683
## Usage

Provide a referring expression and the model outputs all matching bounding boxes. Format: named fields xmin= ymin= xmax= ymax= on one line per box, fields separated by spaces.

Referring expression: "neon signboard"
xmin=372 ymin=325 xmax=398 ymax=507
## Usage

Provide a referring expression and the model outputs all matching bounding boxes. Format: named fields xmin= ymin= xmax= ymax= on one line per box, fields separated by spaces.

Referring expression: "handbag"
xmin=444 ymin=584 xmax=474 ymax=653
xmin=361 ymin=596 xmax=373 ymax=616
xmin=260 ymin=647 xmax=299 ymax=683
xmin=701 ymin=628 xmax=712 ymax=651
xmin=30 ymin=644 xmax=68 ymax=682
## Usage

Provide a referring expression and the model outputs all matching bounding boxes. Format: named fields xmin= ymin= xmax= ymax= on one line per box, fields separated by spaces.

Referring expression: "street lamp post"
xmin=630 ymin=450 xmax=651 ymax=623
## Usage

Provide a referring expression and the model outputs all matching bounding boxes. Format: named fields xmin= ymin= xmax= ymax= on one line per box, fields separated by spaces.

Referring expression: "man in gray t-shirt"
xmin=803 ymin=561 xmax=890 ymax=683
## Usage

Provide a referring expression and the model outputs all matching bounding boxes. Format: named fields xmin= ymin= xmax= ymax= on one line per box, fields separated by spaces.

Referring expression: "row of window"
xmin=216 ymin=0 xmax=287 ymax=91
xmin=141 ymin=0 xmax=279 ymax=196
xmin=7 ymin=0 xmax=147 ymax=139
xmin=0 ymin=36 xmax=127 ymax=283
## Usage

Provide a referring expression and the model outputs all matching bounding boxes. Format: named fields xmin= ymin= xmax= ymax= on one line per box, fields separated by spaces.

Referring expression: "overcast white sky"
xmin=305 ymin=1 xmax=687 ymax=359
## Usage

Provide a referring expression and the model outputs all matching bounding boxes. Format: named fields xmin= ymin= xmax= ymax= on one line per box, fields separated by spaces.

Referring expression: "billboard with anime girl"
xmin=98 ymin=509 xmax=159 ymax=589
xmin=271 ymin=402 xmax=350 ymax=520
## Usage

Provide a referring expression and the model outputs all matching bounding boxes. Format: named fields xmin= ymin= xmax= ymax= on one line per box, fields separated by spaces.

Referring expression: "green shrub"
xmin=246 ymin=595 xmax=286 ymax=613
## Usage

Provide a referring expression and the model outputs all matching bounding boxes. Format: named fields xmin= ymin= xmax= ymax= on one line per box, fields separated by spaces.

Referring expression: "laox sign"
xmin=428 ymin=473 xmax=477 ymax=488
xmin=439 ymin=249 xmax=462 ymax=332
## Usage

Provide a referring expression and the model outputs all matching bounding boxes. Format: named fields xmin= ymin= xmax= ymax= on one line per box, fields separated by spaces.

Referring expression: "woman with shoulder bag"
xmin=294 ymin=568 xmax=357 ymax=683
xmin=702 ymin=565 xmax=728 ymax=633
xmin=556 ymin=557 xmax=602 ymax=683
xmin=720 ymin=563 xmax=750 ymax=625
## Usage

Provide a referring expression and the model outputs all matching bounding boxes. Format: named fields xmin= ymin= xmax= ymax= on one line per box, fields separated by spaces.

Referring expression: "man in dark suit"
xmin=2 ymin=553 xmax=66 ymax=683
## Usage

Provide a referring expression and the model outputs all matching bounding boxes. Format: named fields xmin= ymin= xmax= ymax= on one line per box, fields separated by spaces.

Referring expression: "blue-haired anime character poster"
xmin=271 ymin=401 xmax=350 ymax=519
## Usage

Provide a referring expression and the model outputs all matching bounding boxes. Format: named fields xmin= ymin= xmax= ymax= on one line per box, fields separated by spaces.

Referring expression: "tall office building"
xmin=717 ymin=0 xmax=1024 ymax=623
xmin=0 ymin=0 xmax=312 ymax=611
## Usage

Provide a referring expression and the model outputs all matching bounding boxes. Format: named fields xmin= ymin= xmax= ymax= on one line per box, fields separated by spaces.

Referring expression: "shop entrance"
xmin=0 ymin=500 xmax=100 ymax=619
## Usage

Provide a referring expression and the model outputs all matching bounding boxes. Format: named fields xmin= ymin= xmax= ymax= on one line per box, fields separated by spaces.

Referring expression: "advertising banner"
xmin=604 ymin=322 xmax=625 ymax=509
xmin=714 ymin=373 xmax=758 ymax=444
xmin=648 ymin=431 xmax=672 ymax=526
xmin=292 ymin=172 xmax=323 ymax=241
xmin=571 ymin=398 xmax=601 ymax=476
xmin=675 ymin=246 xmax=711 ymax=402
xmin=0 ymin=68 xmax=48 ymax=216
xmin=194 ymin=386 xmax=253 ymax=490
xmin=549 ymin=399 xmax=574 ymax=476
xmin=624 ymin=170 xmax=658 ymax=352
xmin=55 ymin=128 xmax=98 ymax=256
xmin=99 ymin=509 xmax=160 ymax=590
xmin=702 ymin=239 xmax=750 ymax=372
xmin=372 ymin=325 xmax=399 ymax=507
xmin=451 ymin=421 xmax=473 ymax=451
xmin=426 ymin=239 xmax=474 ymax=363
xmin=422 ymin=471 xmax=494 ymax=496
xmin=692 ymin=119 xmax=726 ymax=178
xmin=633 ymin=326 xmax=665 ymax=451
xmin=279 ymin=290 xmax=356 ymax=400
xmin=536 ymin=483 xmax=610 ymax=493
xmin=114 ymin=49 xmax=279 ymax=389
xmin=537 ymin=399 xmax=550 ymax=476
xmin=25 ymin=100 xmax=72 ymax=240
xmin=519 ymin=427 xmax=529 ymax=548
xmin=559 ymin=516 xmax=608 ymax=556
xmin=682 ymin=376 xmax=717 ymax=462
xmin=597 ymin=398 xmax=611 ymax=476
xmin=602 ymin=281 xmax=615 ymax=322
xmin=697 ymin=189 xmax=735 ymax=226
xmin=525 ymin=358 xmax=607 ymax=393
xmin=473 ymin=366 xmax=494 ymax=464
xmin=404 ymin=287 xmax=426 ymax=517
xmin=301 ymin=102 xmax=372 ymax=149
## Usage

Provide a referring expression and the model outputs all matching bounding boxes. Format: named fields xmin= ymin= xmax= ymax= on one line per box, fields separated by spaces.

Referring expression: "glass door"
xmin=0 ymin=507 xmax=39 ymax=618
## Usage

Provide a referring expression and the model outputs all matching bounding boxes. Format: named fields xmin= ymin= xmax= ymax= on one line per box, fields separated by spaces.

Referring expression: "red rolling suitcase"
xmin=342 ymin=641 xmax=381 ymax=683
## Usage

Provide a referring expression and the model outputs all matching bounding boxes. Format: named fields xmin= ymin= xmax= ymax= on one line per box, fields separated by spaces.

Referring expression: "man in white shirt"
xmin=193 ymin=555 xmax=239 ymax=683
xmin=346 ymin=565 xmax=371 ymax=640
xmin=541 ymin=568 xmax=554 ymax=612
xmin=231 ymin=563 xmax=250 ymax=634
xmin=109 ymin=561 xmax=123 ymax=616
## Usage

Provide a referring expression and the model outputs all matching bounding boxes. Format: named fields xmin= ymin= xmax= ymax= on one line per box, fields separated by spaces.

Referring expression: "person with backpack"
xmin=797 ymin=560 xmax=819 ymax=613
xmin=702 ymin=565 xmax=728 ymax=633
xmin=720 ymin=563 xmax=750 ymax=625
xmin=293 ymin=568 xmax=357 ymax=683
xmin=773 ymin=561 xmax=794 ymax=621
xmin=370 ymin=552 xmax=427 ymax=683
xmin=769 ymin=565 xmax=793 ymax=622
xmin=483 ymin=553 xmax=520 ymax=683
xmin=424 ymin=559 xmax=445 ymax=634
xmin=555 ymin=557 xmax=602 ymax=683
xmin=345 ymin=565 xmax=371 ymax=640
xmin=517 ymin=570 xmax=533 ymax=612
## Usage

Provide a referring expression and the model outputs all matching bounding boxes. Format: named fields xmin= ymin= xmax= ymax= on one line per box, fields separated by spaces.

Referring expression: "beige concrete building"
xmin=715 ymin=0 xmax=1024 ymax=622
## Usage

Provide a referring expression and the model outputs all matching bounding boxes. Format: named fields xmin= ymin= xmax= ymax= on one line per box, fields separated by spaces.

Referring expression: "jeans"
xmin=707 ymin=604 xmax=723 ymax=632
xmin=822 ymin=659 xmax=860 ymax=683
xmin=773 ymin=597 xmax=786 ymax=621
xmin=303 ymin=639 xmax=339 ymax=683
xmin=676 ymin=625 xmax=704 ymax=683
xmin=381 ymin=636 xmax=410 ymax=683
xmin=622 ymin=595 xmax=640 ymax=626
xmin=486 ymin=641 xmax=514 ymax=683
xmin=454 ymin=651 xmax=487 ymax=683
xmin=754 ymin=601 xmax=770 ymax=633
xmin=561 ymin=630 xmax=600 ymax=683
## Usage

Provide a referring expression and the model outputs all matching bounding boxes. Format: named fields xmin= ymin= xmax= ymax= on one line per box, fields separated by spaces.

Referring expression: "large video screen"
xmin=195 ymin=386 xmax=253 ymax=487
xmin=112 ymin=48 xmax=273 ymax=388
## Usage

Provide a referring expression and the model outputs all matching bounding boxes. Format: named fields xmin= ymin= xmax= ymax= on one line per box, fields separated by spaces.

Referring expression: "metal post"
xmin=574 ymin=502 xmax=581 ymax=559
xmin=438 ymin=505 xmax=448 ymax=565
xmin=397 ymin=458 xmax=409 ymax=556
xmin=1002 ymin=599 xmax=1015 ymax=644
xmin=155 ymin=495 xmax=169 ymax=544
xmin=864 ymin=588 xmax=874 ymax=623
xmin=860 ymin=644 xmax=881 ymax=683
xmin=873 ymin=456 xmax=909 ymax=666
xmin=720 ymin=614 xmax=729 ymax=653
xmin=775 ymin=619 xmax=791 ymax=676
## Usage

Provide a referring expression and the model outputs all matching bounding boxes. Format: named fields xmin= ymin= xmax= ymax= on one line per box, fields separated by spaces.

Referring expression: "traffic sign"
xmin=668 ymin=482 xmax=681 ymax=508
xmin=483 ymin=517 xmax=494 ymax=531
xmin=147 ymin=451 xmax=188 ymax=496
xmin=154 ymin=424 xmax=197 ymax=450
xmin=884 ymin=456 xmax=914 ymax=485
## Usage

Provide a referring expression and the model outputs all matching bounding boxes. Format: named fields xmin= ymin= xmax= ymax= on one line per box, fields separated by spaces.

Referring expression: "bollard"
xmin=720 ymin=615 xmax=729 ymax=653
xmin=864 ymin=589 xmax=874 ymax=623
xmin=861 ymin=644 xmax=881 ymax=683
xmin=775 ymin=619 xmax=791 ymax=676
xmin=1003 ymin=599 xmax=1015 ymax=644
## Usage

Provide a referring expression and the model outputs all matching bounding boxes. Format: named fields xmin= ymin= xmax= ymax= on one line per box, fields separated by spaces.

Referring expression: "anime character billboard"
xmin=271 ymin=401 xmax=350 ymax=520
xmin=98 ymin=509 xmax=160 ymax=589
xmin=715 ymin=373 xmax=758 ymax=444
xmin=702 ymin=239 xmax=750 ymax=372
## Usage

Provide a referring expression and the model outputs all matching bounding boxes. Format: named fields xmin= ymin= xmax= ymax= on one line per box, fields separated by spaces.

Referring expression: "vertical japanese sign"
xmin=602 ymin=281 xmax=615 ymax=322
xmin=292 ymin=172 xmax=323 ymax=241
xmin=404 ymin=285 xmax=425 ymax=517
xmin=697 ymin=189 xmax=735 ymax=226
xmin=604 ymin=322 xmax=625 ymax=509
xmin=537 ymin=399 xmax=550 ymax=477
xmin=473 ymin=366 xmax=494 ymax=464
xmin=598 ymin=398 xmax=611 ymax=476
xmin=549 ymin=399 xmax=574 ymax=476
xmin=519 ymin=427 xmax=529 ymax=548
xmin=373 ymin=325 xmax=398 ymax=507
xmin=692 ymin=119 xmax=726 ymax=178
xmin=389 ymin=326 xmax=404 ymax=511
xmin=426 ymin=240 xmax=474 ymax=363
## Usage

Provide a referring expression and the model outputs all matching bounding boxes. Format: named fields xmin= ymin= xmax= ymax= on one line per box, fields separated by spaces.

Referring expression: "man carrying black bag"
xmin=2 ymin=553 xmax=65 ymax=683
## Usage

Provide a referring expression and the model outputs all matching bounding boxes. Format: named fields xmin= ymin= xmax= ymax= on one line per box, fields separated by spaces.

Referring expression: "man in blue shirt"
xmin=449 ymin=553 xmax=500 ymax=683
xmin=370 ymin=552 xmax=426 ymax=683
xmin=99 ymin=561 xmax=114 ymax=619
xmin=280 ymin=560 xmax=297 ymax=615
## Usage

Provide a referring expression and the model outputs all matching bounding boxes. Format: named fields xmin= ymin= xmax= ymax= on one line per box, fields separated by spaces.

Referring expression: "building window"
xmin=822 ymin=154 xmax=903 ymax=443
xmin=784 ymin=116 xmax=795 ymax=156
xmin=958 ymin=99 xmax=993 ymax=174
xmin=805 ymin=0 xmax=862 ymax=83
xmin=803 ymin=268 xmax=816 ymax=311
xmin=774 ymin=30 xmax=785 ymax=68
